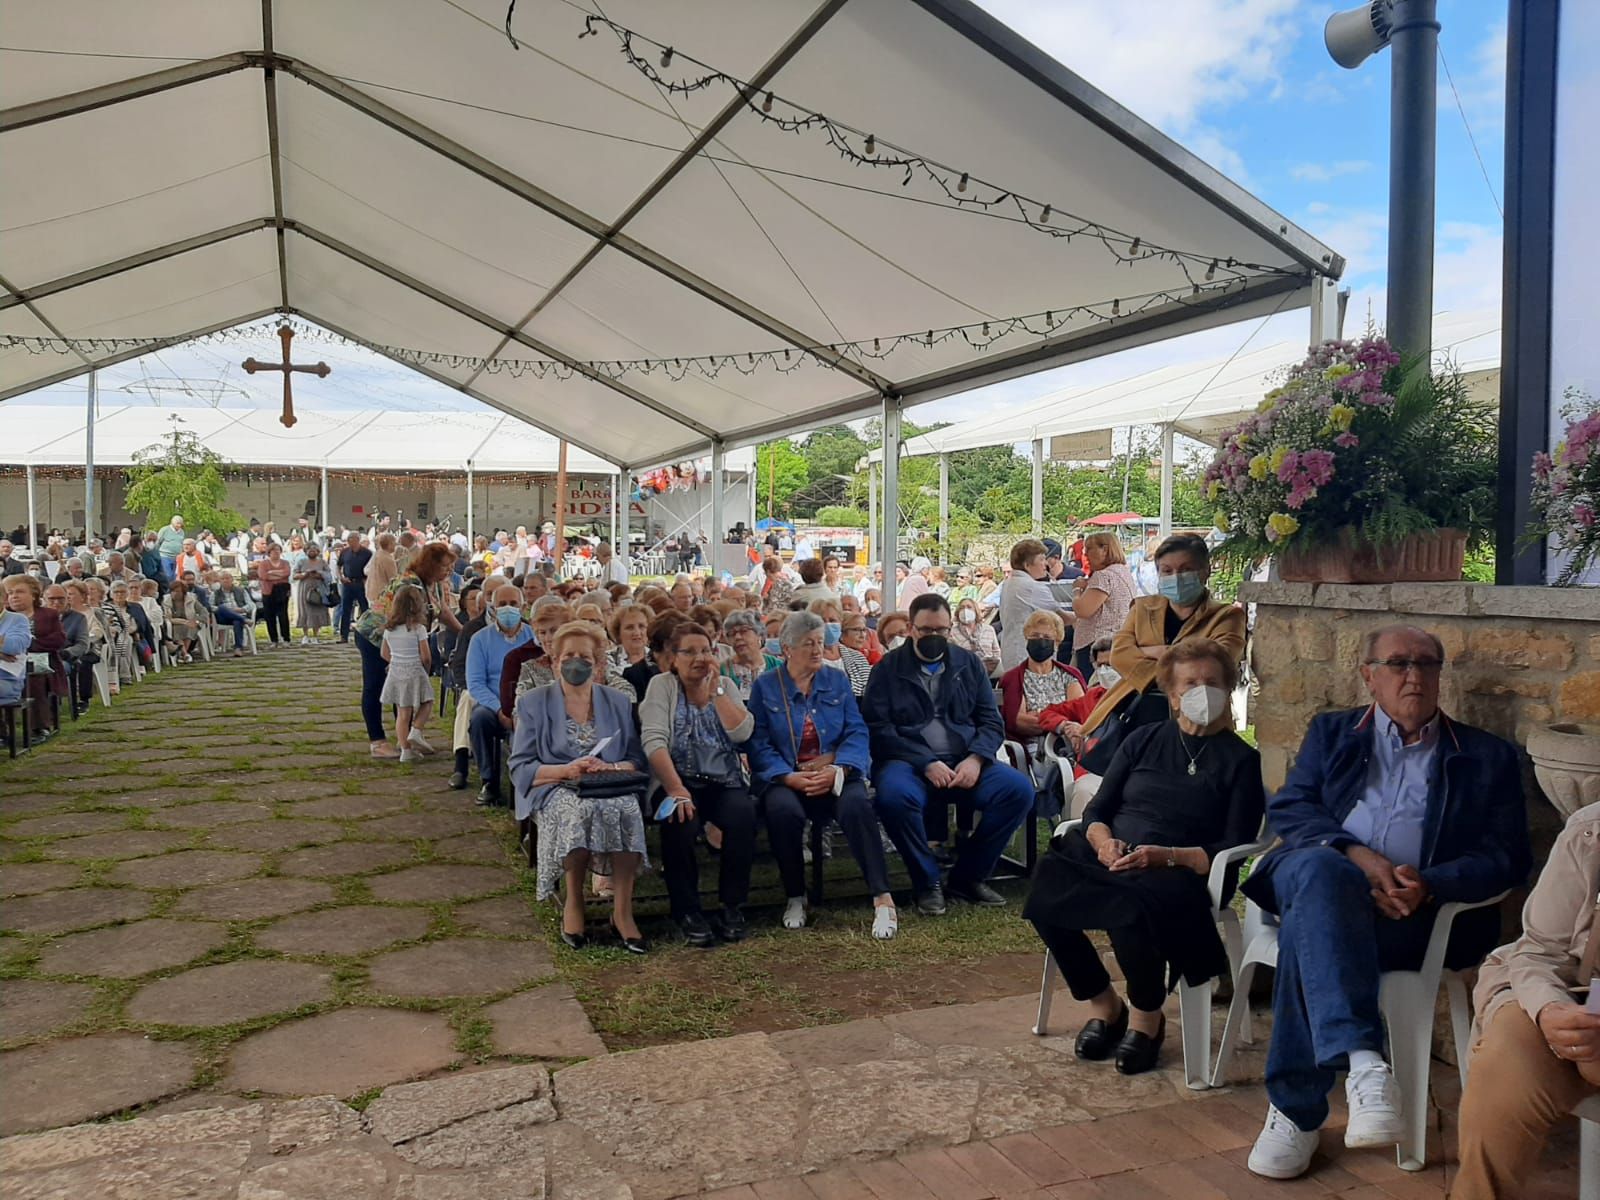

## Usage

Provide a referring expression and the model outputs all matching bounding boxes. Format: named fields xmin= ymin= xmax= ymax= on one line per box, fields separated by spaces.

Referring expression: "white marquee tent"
xmin=0 ymin=0 xmax=1341 ymax=603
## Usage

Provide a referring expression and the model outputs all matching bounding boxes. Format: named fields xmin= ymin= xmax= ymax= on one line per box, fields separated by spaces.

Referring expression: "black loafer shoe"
xmin=559 ymin=929 xmax=587 ymax=950
xmin=678 ymin=912 xmax=716 ymax=948
xmin=1114 ymin=1016 xmax=1166 ymax=1075
xmin=946 ymin=877 xmax=1007 ymax=906
xmin=609 ymin=919 xmax=649 ymax=955
xmin=915 ymin=884 xmax=947 ymax=916
xmin=715 ymin=907 xmax=748 ymax=943
xmin=1074 ymin=1004 xmax=1129 ymax=1061
xmin=448 ymin=771 xmax=468 ymax=790
xmin=475 ymin=784 xmax=505 ymax=808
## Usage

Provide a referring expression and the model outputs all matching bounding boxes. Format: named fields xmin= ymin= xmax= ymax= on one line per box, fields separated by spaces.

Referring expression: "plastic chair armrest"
xmin=1205 ymin=837 xmax=1276 ymax=910
xmin=1418 ymin=889 xmax=1512 ymax=984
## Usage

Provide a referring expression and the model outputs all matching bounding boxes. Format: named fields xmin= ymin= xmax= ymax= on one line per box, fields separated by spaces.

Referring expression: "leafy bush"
xmin=813 ymin=506 xmax=868 ymax=528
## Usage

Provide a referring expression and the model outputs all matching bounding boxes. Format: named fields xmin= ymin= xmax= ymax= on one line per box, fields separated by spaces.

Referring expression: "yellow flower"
xmin=1257 ymin=397 xmax=1276 ymax=414
xmin=1268 ymin=446 xmax=1288 ymax=474
xmin=1248 ymin=454 xmax=1270 ymax=481
xmin=1267 ymin=512 xmax=1300 ymax=542
xmin=1214 ymin=510 xmax=1231 ymax=533
xmin=1207 ymin=479 xmax=1222 ymax=501
xmin=1325 ymin=363 xmax=1354 ymax=381
xmin=1328 ymin=403 xmax=1356 ymax=432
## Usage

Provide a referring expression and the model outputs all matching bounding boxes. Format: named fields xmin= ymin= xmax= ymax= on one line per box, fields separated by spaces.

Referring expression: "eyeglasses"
xmin=1366 ymin=658 xmax=1444 ymax=676
xmin=912 ymin=624 xmax=951 ymax=636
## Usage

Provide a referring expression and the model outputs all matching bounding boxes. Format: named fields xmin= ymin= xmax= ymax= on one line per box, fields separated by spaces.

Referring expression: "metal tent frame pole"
xmin=609 ymin=472 xmax=619 ymax=551
xmin=867 ymin=461 xmax=877 ymax=568
xmin=1031 ymin=438 xmax=1044 ymax=537
xmin=26 ymin=464 xmax=37 ymax=549
xmin=319 ymin=464 xmax=329 ymax=533
xmin=937 ymin=453 xmax=949 ymax=562
xmin=880 ymin=398 xmax=901 ymax=614
xmin=1385 ymin=0 xmax=1440 ymax=360
xmin=465 ymin=461 xmax=475 ymax=548
xmin=84 ymin=370 xmax=97 ymax=539
xmin=710 ymin=441 xmax=725 ymax=575
xmin=1158 ymin=423 xmax=1175 ymax=538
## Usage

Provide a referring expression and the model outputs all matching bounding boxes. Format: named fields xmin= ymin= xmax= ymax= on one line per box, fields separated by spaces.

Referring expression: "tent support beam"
xmin=261 ymin=0 xmax=290 ymax=313
xmin=880 ymin=397 xmax=901 ymax=614
xmin=1158 ymin=423 xmax=1175 ymax=539
xmin=937 ymin=453 xmax=949 ymax=560
xmin=461 ymin=0 xmax=853 ymax=390
xmin=711 ymin=441 xmax=726 ymax=573
xmin=85 ymin=371 xmax=97 ymax=539
xmin=281 ymin=58 xmax=892 ymax=397
xmin=0 ymin=53 xmax=254 ymax=132
xmin=286 ymin=222 xmax=722 ymax=443
xmin=465 ymin=462 xmax=475 ymax=549
xmin=0 ymin=309 xmax=280 ymax=402
xmin=25 ymin=465 xmax=37 ymax=549
xmin=319 ymin=464 xmax=329 ymax=532
xmin=1031 ymin=439 xmax=1044 ymax=537
xmin=867 ymin=462 xmax=877 ymax=567
xmin=0 ymin=221 xmax=274 ymax=312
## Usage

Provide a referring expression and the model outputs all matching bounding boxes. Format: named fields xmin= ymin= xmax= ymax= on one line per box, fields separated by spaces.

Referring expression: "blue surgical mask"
xmin=494 ymin=606 xmax=522 ymax=631
xmin=1157 ymin=571 xmax=1205 ymax=607
xmin=764 ymin=637 xmax=783 ymax=657
xmin=823 ymin=621 xmax=842 ymax=648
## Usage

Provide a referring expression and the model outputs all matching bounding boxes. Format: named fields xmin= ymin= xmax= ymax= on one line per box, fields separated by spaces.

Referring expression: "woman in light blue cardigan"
xmin=0 ymin=608 xmax=30 ymax=706
xmin=509 ymin=621 xmax=649 ymax=951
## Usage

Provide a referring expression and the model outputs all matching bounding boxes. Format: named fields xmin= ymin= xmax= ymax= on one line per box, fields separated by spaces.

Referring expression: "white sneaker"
xmin=782 ymin=897 xmax=807 ymax=930
xmin=408 ymin=730 xmax=435 ymax=754
xmin=871 ymin=905 xmax=898 ymax=940
xmin=1343 ymin=1061 xmax=1404 ymax=1148
xmin=398 ymin=748 xmax=415 ymax=764
xmin=1247 ymin=1105 xmax=1319 ymax=1180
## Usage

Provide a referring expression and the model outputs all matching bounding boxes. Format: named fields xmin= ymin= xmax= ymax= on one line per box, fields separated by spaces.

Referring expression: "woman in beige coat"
xmin=1455 ymin=803 xmax=1600 ymax=1197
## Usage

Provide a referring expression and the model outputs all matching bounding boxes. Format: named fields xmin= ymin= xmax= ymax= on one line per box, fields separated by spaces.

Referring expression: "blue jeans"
xmin=468 ymin=704 xmax=508 ymax=791
xmin=337 ymin=586 xmax=369 ymax=642
xmin=160 ymin=554 xmax=177 ymax=584
xmin=872 ymin=758 xmax=1033 ymax=893
xmin=1265 ymin=847 xmax=1439 ymax=1131
xmin=214 ymin=606 xmax=249 ymax=649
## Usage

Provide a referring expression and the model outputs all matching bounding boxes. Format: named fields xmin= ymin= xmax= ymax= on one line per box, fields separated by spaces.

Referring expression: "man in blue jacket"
xmin=862 ymin=593 xmax=1034 ymax=916
xmin=1244 ymin=624 xmax=1530 ymax=1180
xmin=465 ymin=584 xmax=534 ymax=808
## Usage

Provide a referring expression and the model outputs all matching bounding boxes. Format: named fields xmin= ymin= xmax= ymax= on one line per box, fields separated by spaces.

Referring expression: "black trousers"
xmin=764 ymin=779 xmax=891 ymax=898
xmin=657 ymin=781 xmax=757 ymax=919
xmin=261 ymin=584 xmax=291 ymax=644
xmin=1031 ymin=918 xmax=1169 ymax=1014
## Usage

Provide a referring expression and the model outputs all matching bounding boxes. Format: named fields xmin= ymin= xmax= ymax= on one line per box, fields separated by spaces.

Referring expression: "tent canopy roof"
xmin=1 ymin=0 xmax=1340 ymax=470
xmin=866 ymin=308 xmax=1502 ymax=462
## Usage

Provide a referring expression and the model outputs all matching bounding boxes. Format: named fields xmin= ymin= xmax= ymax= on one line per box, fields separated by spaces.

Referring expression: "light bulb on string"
xmin=659 ymin=46 xmax=673 ymax=68
xmin=957 ymin=172 xmax=969 ymax=193
xmin=1040 ymin=204 xmax=1051 ymax=223
xmin=762 ymin=91 xmax=774 ymax=113
xmin=1128 ymin=237 xmax=1140 ymax=257
xmin=863 ymin=133 xmax=875 ymax=156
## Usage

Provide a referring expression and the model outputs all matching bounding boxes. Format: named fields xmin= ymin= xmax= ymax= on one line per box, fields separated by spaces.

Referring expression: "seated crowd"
xmin=4 ymin=520 xmax=1589 ymax=1193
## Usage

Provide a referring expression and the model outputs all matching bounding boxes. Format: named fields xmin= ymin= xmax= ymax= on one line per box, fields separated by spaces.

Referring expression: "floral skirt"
xmin=533 ymin=787 xmax=648 ymax=900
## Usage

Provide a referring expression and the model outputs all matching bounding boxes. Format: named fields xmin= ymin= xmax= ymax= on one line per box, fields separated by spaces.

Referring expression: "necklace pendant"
xmin=1187 ymin=761 xmax=1197 ymax=776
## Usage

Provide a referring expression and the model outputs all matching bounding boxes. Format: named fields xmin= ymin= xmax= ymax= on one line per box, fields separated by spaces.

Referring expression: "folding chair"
xmin=1032 ymin=817 xmax=1271 ymax=1091
xmin=1 ymin=698 xmax=32 ymax=757
xmin=1211 ymin=889 xmax=1511 ymax=1169
xmin=92 ymin=658 xmax=113 ymax=706
xmin=1577 ymin=1094 xmax=1600 ymax=1200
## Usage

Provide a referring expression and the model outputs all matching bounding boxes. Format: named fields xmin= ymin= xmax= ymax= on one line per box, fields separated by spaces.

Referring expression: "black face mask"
xmin=1025 ymin=637 xmax=1056 ymax=663
xmin=912 ymin=633 xmax=948 ymax=662
xmin=559 ymin=658 xmax=594 ymax=686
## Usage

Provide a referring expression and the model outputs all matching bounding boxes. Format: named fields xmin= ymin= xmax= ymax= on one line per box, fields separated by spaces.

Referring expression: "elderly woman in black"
xmin=1022 ymin=638 xmax=1264 ymax=1075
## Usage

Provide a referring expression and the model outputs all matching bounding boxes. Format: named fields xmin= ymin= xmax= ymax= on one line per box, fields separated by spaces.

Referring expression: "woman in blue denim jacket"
xmin=748 ymin=611 xmax=897 ymax=939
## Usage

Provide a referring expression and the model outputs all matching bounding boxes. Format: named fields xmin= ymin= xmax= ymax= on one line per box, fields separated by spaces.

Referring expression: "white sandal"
xmin=782 ymin=897 xmax=807 ymax=930
xmin=872 ymin=905 xmax=898 ymax=940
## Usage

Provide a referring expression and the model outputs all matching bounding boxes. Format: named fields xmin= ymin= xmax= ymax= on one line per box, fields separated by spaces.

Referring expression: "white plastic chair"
xmin=91 ymin=659 xmax=112 ymax=707
xmin=1576 ymin=1094 xmax=1600 ymax=1200
xmin=1031 ymin=818 xmax=1272 ymax=1090
xmin=1212 ymin=889 xmax=1509 ymax=1170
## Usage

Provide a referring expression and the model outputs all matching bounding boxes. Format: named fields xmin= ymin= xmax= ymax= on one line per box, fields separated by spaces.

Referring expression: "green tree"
xmin=753 ymin=439 xmax=809 ymax=518
xmin=813 ymin=505 xmax=868 ymax=527
xmin=123 ymin=421 xmax=243 ymax=537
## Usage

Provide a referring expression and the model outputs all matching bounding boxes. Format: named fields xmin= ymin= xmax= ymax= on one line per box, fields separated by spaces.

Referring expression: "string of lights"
xmin=1 ymin=276 xmax=1251 ymax=381
xmin=496 ymin=5 xmax=1305 ymax=289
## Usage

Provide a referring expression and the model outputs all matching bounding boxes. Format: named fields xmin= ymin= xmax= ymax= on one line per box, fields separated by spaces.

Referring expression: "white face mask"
xmin=886 ymin=636 xmax=905 ymax=650
xmin=1179 ymin=685 xmax=1230 ymax=727
xmin=958 ymin=609 xmax=976 ymax=625
xmin=1090 ymin=664 xmax=1121 ymax=689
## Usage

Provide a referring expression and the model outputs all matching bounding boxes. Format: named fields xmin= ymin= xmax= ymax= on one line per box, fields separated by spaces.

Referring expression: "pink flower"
xmin=1576 ymin=502 xmax=1596 ymax=528
xmin=1300 ymin=449 xmax=1336 ymax=487
xmin=1286 ymin=481 xmax=1319 ymax=509
xmin=1335 ymin=432 xmax=1360 ymax=449
xmin=1533 ymin=451 xmax=1553 ymax=479
xmin=1275 ymin=450 xmax=1300 ymax=484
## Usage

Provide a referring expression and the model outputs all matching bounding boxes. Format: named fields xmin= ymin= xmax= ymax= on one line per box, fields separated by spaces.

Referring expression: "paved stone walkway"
xmin=0 ymin=645 xmax=602 ymax=1135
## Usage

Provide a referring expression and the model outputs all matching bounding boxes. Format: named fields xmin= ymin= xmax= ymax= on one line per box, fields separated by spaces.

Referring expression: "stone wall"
xmin=1241 ymin=582 xmax=1600 ymax=802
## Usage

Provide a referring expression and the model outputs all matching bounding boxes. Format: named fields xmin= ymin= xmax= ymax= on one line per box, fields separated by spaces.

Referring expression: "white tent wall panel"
xmin=0 ymin=3 xmax=253 ymax=108
xmin=0 ymin=74 xmax=270 ymax=289
xmin=274 ymin=80 xmax=597 ymax=322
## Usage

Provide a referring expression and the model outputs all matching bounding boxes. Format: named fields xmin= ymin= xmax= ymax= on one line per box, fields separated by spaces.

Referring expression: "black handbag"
xmin=575 ymin=770 xmax=651 ymax=799
xmin=1078 ymin=690 xmax=1169 ymax=775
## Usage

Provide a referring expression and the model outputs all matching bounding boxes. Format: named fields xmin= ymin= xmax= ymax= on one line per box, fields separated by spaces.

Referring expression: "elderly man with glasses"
xmin=1243 ymin=623 xmax=1531 ymax=1180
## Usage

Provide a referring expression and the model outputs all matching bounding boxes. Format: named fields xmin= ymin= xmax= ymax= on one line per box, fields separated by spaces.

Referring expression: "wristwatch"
xmin=714 ymin=682 xmax=725 ymax=696
xmin=1166 ymin=847 xmax=1177 ymax=868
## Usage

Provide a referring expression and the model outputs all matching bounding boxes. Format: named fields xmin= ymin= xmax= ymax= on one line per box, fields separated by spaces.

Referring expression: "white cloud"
xmin=973 ymin=0 xmax=1300 ymax=177
xmin=1288 ymin=159 xmax=1372 ymax=182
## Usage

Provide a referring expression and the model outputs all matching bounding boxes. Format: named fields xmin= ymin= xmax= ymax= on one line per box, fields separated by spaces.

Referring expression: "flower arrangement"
xmin=1528 ymin=388 xmax=1600 ymax=586
xmin=1204 ymin=335 xmax=1497 ymax=566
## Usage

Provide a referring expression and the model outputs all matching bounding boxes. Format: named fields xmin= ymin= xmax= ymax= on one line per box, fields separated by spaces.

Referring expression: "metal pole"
xmin=319 ymin=464 xmax=329 ymax=534
xmin=880 ymin=398 xmax=900 ymax=614
xmin=553 ymin=441 xmax=568 ymax=572
xmin=1159 ymin=423 xmax=1175 ymax=538
xmin=609 ymin=471 xmax=619 ymax=550
xmin=867 ymin=461 xmax=877 ymax=562
xmin=937 ymin=453 xmax=949 ymax=562
xmin=710 ymin=441 xmax=725 ymax=576
xmin=1385 ymin=0 xmax=1439 ymax=360
xmin=26 ymin=463 xmax=37 ymax=549
xmin=1309 ymin=275 xmax=1341 ymax=345
xmin=84 ymin=369 xmax=97 ymax=539
xmin=1031 ymin=438 xmax=1044 ymax=537
xmin=466 ymin=461 xmax=475 ymax=547
xmin=1121 ymin=428 xmax=1134 ymax=514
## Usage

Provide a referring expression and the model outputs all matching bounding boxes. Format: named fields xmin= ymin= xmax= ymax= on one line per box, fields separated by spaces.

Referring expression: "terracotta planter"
xmin=1527 ymin=722 xmax=1600 ymax=820
xmin=1276 ymin=528 xmax=1467 ymax=585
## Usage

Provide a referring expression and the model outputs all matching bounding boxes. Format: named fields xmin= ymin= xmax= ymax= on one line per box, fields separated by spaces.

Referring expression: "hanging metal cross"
xmin=242 ymin=324 xmax=330 ymax=428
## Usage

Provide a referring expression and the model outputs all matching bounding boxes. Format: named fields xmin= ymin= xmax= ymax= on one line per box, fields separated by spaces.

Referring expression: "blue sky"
xmin=20 ymin=0 xmax=1509 ymax=451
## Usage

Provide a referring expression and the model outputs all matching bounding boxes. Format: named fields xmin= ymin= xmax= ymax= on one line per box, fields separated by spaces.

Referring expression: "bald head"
xmin=492 ymin=585 xmax=521 ymax=609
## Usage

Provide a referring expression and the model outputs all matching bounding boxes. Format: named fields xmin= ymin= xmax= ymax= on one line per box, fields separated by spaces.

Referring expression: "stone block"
xmin=265 ymin=1098 xmax=363 ymax=1155
xmin=483 ymin=985 xmax=607 ymax=1060
xmin=1588 ymin=633 xmax=1600 ymax=662
xmin=367 ymin=1065 xmax=553 ymax=1146
xmin=1313 ymin=583 xmax=1390 ymax=610
xmin=4 ymin=1141 xmax=251 ymax=1200
xmin=0 ymin=1034 xmax=197 ymax=1135
xmin=1435 ymin=625 xmax=1468 ymax=664
xmin=1389 ymin=583 xmax=1473 ymax=616
xmin=238 ymin=1145 xmax=389 ymax=1200
xmin=1292 ymin=619 xmax=1333 ymax=662
xmin=1463 ymin=676 xmax=1552 ymax=701
xmin=1479 ymin=586 xmax=1600 ymax=622
xmin=554 ymin=1032 xmax=792 ymax=1118
xmin=1260 ymin=746 xmax=1290 ymax=792
xmin=1237 ymin=582 xmax=1316 ymax=607
xmin=1559 ymin=672 xmax=1600 ymax=721
xmin=394 ymin=1164 xmax=546 ymax=1200
xmin=389 ymin=1100 xmax=558 ymax=1171
xmin=1467 ymin=628 xmax=1575 ymax=672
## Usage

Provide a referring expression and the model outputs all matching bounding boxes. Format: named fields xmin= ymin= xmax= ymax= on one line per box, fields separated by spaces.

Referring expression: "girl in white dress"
xmin=379 ymin=586 xmax=435 ymax=763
